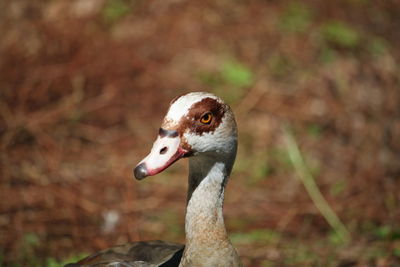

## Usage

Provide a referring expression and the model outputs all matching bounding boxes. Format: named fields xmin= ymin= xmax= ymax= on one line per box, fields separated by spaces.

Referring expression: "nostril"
xmin=160 ymin=146 xmax=168 ymax=154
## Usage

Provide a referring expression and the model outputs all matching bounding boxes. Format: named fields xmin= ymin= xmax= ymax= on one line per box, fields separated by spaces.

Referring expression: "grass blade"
xmin=283 ymin=125 xmax=351 ymax=244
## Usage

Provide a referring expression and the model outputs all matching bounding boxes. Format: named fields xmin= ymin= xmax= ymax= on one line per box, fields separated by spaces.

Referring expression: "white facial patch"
xmin=183 ymin=114 xmax=237 ymax=155
xmin=138 ymin=135 xmax=181 ymax=171
xmin=165 ymin=92 xmax=221 ymax=125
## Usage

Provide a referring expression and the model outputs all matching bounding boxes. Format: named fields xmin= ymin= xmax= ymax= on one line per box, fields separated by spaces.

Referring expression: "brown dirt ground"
xmin=1 ymin=0 xmax=400 ymax=266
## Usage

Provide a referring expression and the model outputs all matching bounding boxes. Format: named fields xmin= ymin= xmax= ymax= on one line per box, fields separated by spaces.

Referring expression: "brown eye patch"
xmin=180 ymin=97 xmax=226 ymax=135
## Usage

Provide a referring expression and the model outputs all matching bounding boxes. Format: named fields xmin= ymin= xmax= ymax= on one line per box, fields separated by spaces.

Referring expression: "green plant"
xmin=270 ymin=147 xmax=293 ymax=170
xmin=220 ymin=61 xmax=253 ymax=88
xmin=393 ymin=246 xmax=400 ymax=257
xmin=284 ymin=244 xmax=317 ymax=265
xmin=198 ymin=72 xmax=223 ymax=88
xmin=279 ymin=1 xmax=313 ymax=33
xmin=199 ymin=59 xmax=254 ymax=104
xmin=268 ymin=54 xmax=295 ymax=78
xmin=319 ymin=46 xmax=338 ymax=63
xmin=330 ymin=180 xmax=347 ymax=196
xmin=261 ymin=260 xmax=275 ymax=267
xmin=374 ymin=225 xmax=391 ymax=240
xmin=283 ymin=125 xmax=351 ymax=244
xmin=307 ymin=124 xmax=322 ymax=138
xmin=328 ymin=230 xmax=344 ymax=245
xmin=48 ymin=253 xmax=89 ymax=267
xmin=252 ymin=160 xmax=272 ymax=183
xmin=102 ymin=0 xmax=132 ymax=24
xmin=368 ymin=37 xmax=389 ymax=56
xmin=320 ymin=21 xmax=360 ymax=49
xmin=160 ymin=210 xmax=184 ymax=240
xmin=21 ymin=233 xmax=41 ymax=266
xmin=231 ymin=229 xmax=281 ymax=245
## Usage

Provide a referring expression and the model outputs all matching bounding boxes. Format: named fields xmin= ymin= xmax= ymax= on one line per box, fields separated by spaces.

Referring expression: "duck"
xmin=65 ymin=92 xmax=242 ymax=267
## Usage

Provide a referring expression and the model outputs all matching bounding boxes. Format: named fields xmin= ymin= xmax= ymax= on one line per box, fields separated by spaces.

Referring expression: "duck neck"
xmin=180 ymin=153 xmax=240 ymax=267
xmin=186 ymin=156 xmax=228 ymax=239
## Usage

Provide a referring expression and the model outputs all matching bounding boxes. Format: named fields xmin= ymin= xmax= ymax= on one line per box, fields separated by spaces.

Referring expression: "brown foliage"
xmin=1 ymin=0 xmax=400 ymax=266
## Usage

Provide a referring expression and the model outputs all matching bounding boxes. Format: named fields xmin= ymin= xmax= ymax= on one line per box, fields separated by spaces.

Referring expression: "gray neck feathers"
xmin=180 ymin=150 xmax=241 ymax=267
xmin=186 ymin=157 xmax=228 ymax=234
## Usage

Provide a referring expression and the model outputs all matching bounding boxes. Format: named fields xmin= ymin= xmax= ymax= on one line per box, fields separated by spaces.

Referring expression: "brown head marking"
xmin=178 ymin=97 xmax=226 ymax=136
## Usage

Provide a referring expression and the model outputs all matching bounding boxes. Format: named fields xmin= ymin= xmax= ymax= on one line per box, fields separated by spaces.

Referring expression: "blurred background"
xmin=1 ymin=0 xmax=400 ymax=266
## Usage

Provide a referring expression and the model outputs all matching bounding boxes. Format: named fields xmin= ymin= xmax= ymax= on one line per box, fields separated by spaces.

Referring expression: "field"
xmin=1 ymin=0 xmax=400 ymax=266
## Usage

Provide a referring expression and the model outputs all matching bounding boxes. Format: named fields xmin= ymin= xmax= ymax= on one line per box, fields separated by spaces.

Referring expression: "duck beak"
xmin=133 ymin=129 xmax=188 ymax=180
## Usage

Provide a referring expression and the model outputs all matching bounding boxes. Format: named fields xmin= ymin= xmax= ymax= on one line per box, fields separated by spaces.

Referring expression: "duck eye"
xmin=200 ymin=112 xmax=212 ymax=124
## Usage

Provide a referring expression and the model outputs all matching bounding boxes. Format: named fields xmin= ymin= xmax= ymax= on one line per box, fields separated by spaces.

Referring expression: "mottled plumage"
xmin=64 ymin=241 xmax=183 ymax=267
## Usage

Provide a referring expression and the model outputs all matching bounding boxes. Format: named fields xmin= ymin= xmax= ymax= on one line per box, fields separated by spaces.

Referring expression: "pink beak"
xmin=134 ymin=128 xmax=188 ymax=180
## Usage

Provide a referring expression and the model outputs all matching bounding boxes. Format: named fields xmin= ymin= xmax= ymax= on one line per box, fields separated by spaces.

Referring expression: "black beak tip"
xmin=134 ymin=163 xmax=148 ymax=180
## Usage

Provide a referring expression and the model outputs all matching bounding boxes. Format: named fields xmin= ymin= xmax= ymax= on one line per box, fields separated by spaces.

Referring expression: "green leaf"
xmin=321 ymin=21 xmax=360 ymax=48
xmin=374 ymin=225 xmax=391 ymax=239
xmin=368 ymin=37 xmax=389 ymax=56
xmin=102 ymin=0 xmax=131 ymax=24
xmin=221 ymin=61 xmax=254 ymax=88
xmin=231 ymin=229 xmax=281 ymax=245
xmin=279 ymin=2 xmax=313 ymax=33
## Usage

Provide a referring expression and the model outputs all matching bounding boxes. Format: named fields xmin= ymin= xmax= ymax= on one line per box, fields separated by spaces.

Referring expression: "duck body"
xmin=66 ymin=92 xmax=242 ymax=267
xmin=65 ymin=241 xmax=184 ymax=267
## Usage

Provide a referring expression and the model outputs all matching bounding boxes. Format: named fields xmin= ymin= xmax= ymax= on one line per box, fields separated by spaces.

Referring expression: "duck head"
xmin=134 ymin=92 xmax=237 ymax=180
